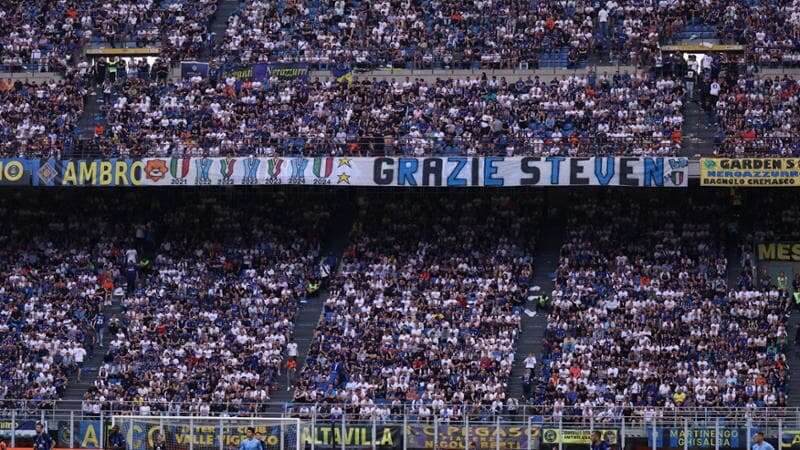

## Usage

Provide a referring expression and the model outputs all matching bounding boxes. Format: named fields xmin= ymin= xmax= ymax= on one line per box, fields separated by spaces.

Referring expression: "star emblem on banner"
xmin=337 ymin=157 xmax=352 ymax=168
xmin=337 ymin=173 xmax=351 ymax=184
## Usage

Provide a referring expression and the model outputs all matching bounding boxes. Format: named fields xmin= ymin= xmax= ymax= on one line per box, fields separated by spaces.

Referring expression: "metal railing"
xmin=60 ymin=135 xmax=683 ymax=160
xmin=3 ymin=406 xmax=800 ymax=450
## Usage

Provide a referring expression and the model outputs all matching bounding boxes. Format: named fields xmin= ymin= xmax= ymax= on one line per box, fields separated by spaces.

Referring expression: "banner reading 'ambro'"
xmin=700 ymin=158 xmax=800 ymax=187
xmin=14 ymin=156 xmax=688 ymax=187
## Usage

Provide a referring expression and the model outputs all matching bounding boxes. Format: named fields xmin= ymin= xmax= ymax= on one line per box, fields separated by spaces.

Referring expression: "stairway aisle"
xmin=787 ymin=311 xmax=800 ymax=405
xmin=56 ymin=297 xmax=125 ymax=410
xmin=508 ymin=201 xmax=566 ymax=401
xmin=681 ymin=97 xmax=718 ymax=158
xmin=75 ymin=87 xmax=103 ymax=145
xmin=267 ymin=198 xmax=357 ymax=409
xmin=725 ymin=238 xmax=742 ymax=289
xmin=206 ymin=0 xmax=243 ymax=57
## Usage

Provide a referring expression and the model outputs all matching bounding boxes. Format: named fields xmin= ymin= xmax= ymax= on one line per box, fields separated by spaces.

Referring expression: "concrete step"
xmin=787 ymin=311 xmax=800 ymax=405
xmin=509 ymin=203 xmax=566 ymax=401
xmin=77 ymin=87 xmax=103 ymax=141
xmin=55 ymin=297 xmax=127 ymax=409
xmin=206 ymin=0 xmax=242 ymax=56
xmin=267 ymin=198 xmax=357 ymax=411
xmin=681 ymin=97 xmax=718 ymax=158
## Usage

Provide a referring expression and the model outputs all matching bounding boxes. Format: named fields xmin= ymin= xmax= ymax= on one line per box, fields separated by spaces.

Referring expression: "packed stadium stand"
xmin=713 ymin=74 xmax=800 ymax=157
xmin=77 ymin=71 xmax=684 ymax=158
xmin=538 ymin=193 xmax=788 ymax=413
xmin=0 ymin=0 xmax=218 ymax=69
xmin=5 ymin=1 xmax=800 ymax=449
xmin=82 ymin=193 xmax=331 ymax=415
xmin=8 ymin=0 xmax=800 ymax=160
xmin=0 ymin=73 xmax=87 ymax=158
xmin=0 ymin=192 xmax=139 ymax=408
xmin=294 ymin=195 xmax=539 ymax=419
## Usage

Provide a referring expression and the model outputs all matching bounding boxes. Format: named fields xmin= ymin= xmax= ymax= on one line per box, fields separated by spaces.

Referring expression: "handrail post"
xmin=465 ymin=413 xmax=470 ymax=450
xmin=747 ymin=416 xmax=752 ymax=450
xmin=495 ymin=416 xmax=501 ymax=450
xmin=434 ymin=416 xmax=438 ymax=450
xmin=651 ymin=415 xmax=657 ymax=450
xmin=527 ymin=415 xmax=532 ymax=450
xmin=11 ymin=410 xmax=15 ymax=448
xmin=311 ymin=407 xmax=316 ymax=450
xmin=683 ymin=418 xmax=689 ymax=450
xmin=70 ymin=410 xmax=75 ymax=449
xmin=99 ymin=410 xmax=104 ymax=450
xmin=372 ymin=414 xmax=376 ymax=450
xmin=340 ymin=411 xmax=345 ymax=450
xmin=402 ymin=413 xmax=407 ymax=450
xmin=280 ymin=418 xmax=285 ymax=450
xmin=218 ymin=416 xmax=224 ymax=450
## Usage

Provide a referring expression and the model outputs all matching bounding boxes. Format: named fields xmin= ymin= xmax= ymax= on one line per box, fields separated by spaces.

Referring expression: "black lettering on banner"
xmin=569 ymin=158 xmax=590 ymax=185
xmin=421 ymin=158 xmax=442 ymax=186
xmin=471 ymin=157 xmax=480 ymax=186
xmin=619 ymin=158 xmax=638 ymax=186
xmin=520 ymin=157 xmax=542 ymax=185
xmin=374 ymin=158 xmax=394 ymax=185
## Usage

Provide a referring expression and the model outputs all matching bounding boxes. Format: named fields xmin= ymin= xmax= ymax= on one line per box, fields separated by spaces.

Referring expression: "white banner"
xmin=137 ymin=156 xmax=688 ymax=187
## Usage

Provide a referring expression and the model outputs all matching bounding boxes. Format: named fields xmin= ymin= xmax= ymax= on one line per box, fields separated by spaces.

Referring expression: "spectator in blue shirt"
xmin=34 ymin=423 xmax=51 ymax=450
xmin=108 ymin=425 xmax=126 ymax=450
xmin=239 ymin=428 xmax=261 ymax=450
xmin=753 ymin=432 xmax=775 ymax=450
xmin=590 ymin=431 xmax=610 ymax=450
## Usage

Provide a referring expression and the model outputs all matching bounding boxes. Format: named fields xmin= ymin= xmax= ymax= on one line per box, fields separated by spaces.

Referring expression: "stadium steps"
xmin=507 ymin=198 xmax=566 ymax=402
xmin=681 ymin=96 xmax=718 ymax=157
xmin=266 ymin=198 xmax=357 ymax=411
xmin=77 ymin=86 xmax=103 ymax=142
xmin=56 ymin=296 xmax=125 ymax=410
xmin=788 ymin=312 xmax=800 ymax=405
xmin=725 ymin=233 xmax=743 ymax=289
xmin=205 ymin=0 xmax=243 ymax=56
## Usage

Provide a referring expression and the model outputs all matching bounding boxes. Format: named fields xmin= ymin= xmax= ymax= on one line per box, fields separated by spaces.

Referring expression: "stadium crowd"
xmin=714 ymin=73 xmax=800 ymax=156
xmin=86 ymin=193 xmax=330 ymax=414
xmin=82 ymin=70 xmax=684 ymax=158
xmin=0 ymin=0 xmax=218 ymax=71
xmin=0 ymin=1 xmax=81 ymax=71
xmin=537 ymin=194 xmax=788 ymax=417
xmin=215 ymin=0 xmax=787 ymax=69
xmin=293 ymin=195 xmax=538 ymax=419
xmin=0 ymin=193 xmax=136 ymax=408
xmin=217 ymin=0 xmax=601 ymax=69
xmin=0 ymin=73 xmax=87 ymax=158
xmin=3 ymin=0 xmax=800 ymax=73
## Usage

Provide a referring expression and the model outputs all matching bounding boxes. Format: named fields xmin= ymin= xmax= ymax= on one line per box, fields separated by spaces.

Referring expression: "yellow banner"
xmin=542 ymin=429 xmax=617 ymax=444
xmin=700 ymin=158 xmax=800 ymax=187
xmin=781 ymin=429 xmax=800 ymax=448
xmin=756 ymin=243 xmax=800 ymax=262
